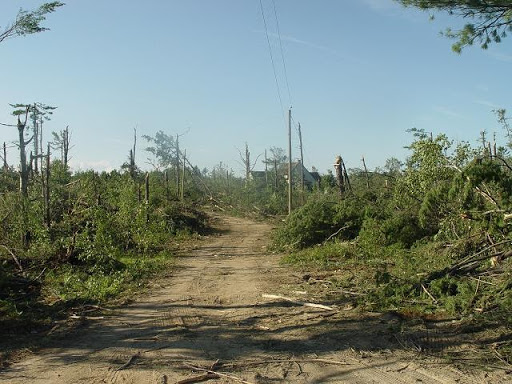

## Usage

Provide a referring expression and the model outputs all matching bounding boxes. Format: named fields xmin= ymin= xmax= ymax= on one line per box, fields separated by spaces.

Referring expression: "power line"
xmin=272 ymin=0 xmax=292 ymax=107
xmin=259 ymin=0 xmax=287 ymax=128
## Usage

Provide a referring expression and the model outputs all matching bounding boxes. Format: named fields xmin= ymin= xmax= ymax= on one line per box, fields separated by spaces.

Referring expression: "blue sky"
xmin=1 ymin=1 xmax=512 ymax=175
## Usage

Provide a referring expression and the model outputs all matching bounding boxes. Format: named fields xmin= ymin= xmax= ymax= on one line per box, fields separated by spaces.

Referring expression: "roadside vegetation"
xmin=0 ymin=158 xmax=209 ymax=336
xmin=269 ymin=124 xmax=512 ymax=363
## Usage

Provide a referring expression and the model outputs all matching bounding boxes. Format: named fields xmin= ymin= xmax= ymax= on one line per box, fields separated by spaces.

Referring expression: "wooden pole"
xmin=181 ymin=150 xmax=186 ymax=200
xmin=176 ymin=134 xmax=180 ymax=199
xmin=288 ymin=108 xmax=292 ymax=215
xmin=298 ymin=122 xmax=304 ymax=195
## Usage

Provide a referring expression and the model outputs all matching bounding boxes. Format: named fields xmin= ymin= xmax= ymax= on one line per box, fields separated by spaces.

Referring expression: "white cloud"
xmin=474 ymin=99 xmax=499 ymax=109
xmin=487 ymin=51 xmax=512 ymax=63
xmin=69 ymin=159 xmax=115 ymax=173
xmin=361 ymin=0 xmax=400 ymax=12
xmin=433 ymin=105 xmax=464 ymax=119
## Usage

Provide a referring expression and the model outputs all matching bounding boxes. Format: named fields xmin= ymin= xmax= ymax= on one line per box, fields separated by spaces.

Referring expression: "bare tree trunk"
xmin=18 ymin=116 xmax=29 ymax=198
xmin=45 ymin=143 xmax=51 ymax=227
xmin=63 ymin=125 xmax=70 ymax=168
xmin=2 ymin=142 xmax=7 ymax=171
xmin=39 ymin=118 xmax=44 ymax=175
xmin=32 ymin=104 xmax=39 ymax=174
xmin=245 ymin=143 xmax=250 ymax=183
xmin=145 ymin=172 xmax=150 ymax=223
xmin=342 ymin=159 xmax=351 ymax=192
xmin=165 ymin=169 xmax=169 ymax=201
xmin=17 ymin=110 xmax=31 ymax=248
xmin=362 ymin=156 xmax=370 ymax=189
xmin=274 ymin=159 xmax=278 ymax=190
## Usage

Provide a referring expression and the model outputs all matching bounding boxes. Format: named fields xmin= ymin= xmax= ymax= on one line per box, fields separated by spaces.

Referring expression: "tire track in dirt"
xmin=1 ymin=214 xmax=510 ymax=383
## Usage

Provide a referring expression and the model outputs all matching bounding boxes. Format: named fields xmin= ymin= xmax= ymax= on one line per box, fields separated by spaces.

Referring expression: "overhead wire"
xmin=272 ymin=0 xmax=292 ymax=107
xmin=259 ymin=0 xmax=287 ymax=129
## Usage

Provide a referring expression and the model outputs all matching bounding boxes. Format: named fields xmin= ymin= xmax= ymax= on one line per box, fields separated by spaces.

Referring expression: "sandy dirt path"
xmin=1 ymin=214 xmax=510 ymax=383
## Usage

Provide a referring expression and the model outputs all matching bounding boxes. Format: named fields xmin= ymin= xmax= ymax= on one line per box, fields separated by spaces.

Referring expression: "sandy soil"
xmin=1 ymin=214 xmax=511 ymax=383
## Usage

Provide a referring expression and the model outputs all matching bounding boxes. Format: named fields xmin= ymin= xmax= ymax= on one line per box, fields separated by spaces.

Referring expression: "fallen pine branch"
xmin=262 ymin=294 xmax=335 ymax=311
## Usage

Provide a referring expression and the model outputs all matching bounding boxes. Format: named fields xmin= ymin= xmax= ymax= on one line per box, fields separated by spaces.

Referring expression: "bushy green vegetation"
xmin=0 ymin=162 xmax=208 ymax=334
xmin=273 ymin=126 xmax=512 ymax=360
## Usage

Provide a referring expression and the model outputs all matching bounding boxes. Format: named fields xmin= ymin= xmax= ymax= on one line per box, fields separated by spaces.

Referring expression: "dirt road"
xmin=2 ymin=215 xmax=510 ymax=383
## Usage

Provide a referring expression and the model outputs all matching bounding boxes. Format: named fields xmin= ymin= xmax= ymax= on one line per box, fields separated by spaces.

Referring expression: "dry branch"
xmin=69 ymin=314 xmax=104 ymax=320
xmin=176 ymin=373 xmax=219 ymax=384
xmin=182 ymin=363 xmax=255 ymax=384
xmin=421 ymin=284 xmax=438 ymax=304
xmin=324 ymin=225 xmax=351 ymax=243
xmin=115 ymin=352 xmax=140 ymax=371
xmin=0 ymin=244 xmax=23 ymax=272
xmin=261 ymin=294 xmax=335 ymax=311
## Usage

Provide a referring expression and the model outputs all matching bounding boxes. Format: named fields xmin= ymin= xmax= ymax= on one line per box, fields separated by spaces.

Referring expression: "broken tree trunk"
xmin=334 ymin=155 xmax=345 ymax=196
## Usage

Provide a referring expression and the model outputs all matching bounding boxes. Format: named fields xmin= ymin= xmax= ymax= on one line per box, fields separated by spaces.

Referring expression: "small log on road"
xmin=262 ymin=294 xmax=335 ymax=311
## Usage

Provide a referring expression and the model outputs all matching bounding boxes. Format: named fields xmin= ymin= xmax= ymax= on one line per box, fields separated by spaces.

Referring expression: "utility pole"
xmin=176 ymin=133 xmax=180 ymax=198
xmin=288 ymin=108 xmax=292 ymax=215
xmin=264 ymin=149 xmax=268 ymax=187
xmin=298 ymin=122 xmax=304 ymax=194
xmin=181 ymin=150 xmax=186 ymax=200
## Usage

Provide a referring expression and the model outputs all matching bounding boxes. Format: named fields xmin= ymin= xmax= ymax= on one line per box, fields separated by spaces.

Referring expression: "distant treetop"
xmin=0 ymin=2 xmax=64 ymax=44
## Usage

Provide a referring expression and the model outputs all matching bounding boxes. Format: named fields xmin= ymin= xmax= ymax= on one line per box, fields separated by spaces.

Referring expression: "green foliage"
xmin=0 ymin=161 xmax=210 ymax=334
xmin=143 ymin=130 xmax=177 ymax=169
xmin=276 ymin=120 xmax=512 ymax=336
xmin=0 ymin=2 xmax=64 ymax=43
xmin=281 ymin=242 xmax=357 ymax=269
xmin=397 ymin=0 xmax=512 ymax=52
xmin=272 ymin=194 xmax=365 ymax=250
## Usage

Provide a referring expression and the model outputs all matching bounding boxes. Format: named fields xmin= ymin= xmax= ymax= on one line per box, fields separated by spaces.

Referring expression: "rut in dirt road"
xmin=2 ymin=215 xmax=509 ymax=383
